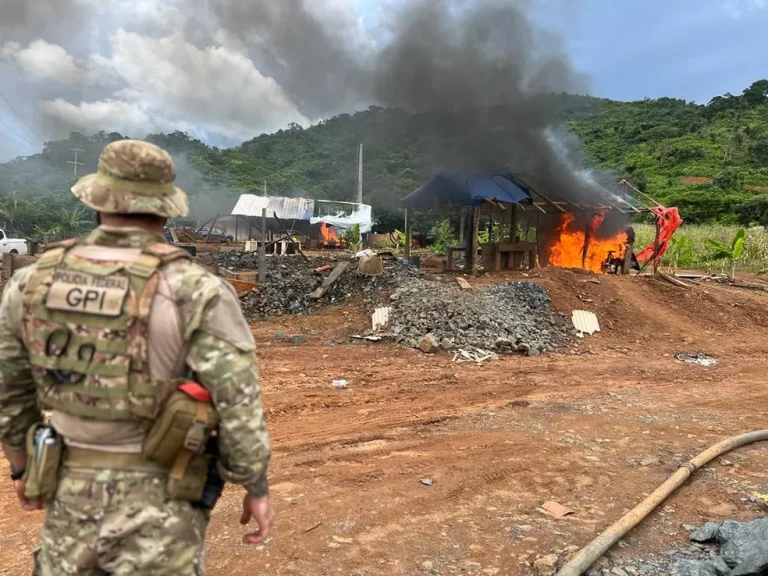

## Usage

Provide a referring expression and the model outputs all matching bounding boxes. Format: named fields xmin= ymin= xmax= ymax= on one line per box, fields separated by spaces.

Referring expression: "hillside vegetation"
xmin=0 ymin=80 xmax=766 ymax=241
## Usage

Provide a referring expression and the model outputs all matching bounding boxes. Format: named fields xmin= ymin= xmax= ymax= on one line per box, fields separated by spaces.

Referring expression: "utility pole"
xmin=357 ymin=143 xmax=363 ymax=204
xmin=67 ymin=148 xmax=85 ymax=177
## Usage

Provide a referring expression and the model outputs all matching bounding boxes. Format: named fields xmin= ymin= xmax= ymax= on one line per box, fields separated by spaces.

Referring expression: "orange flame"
xmin=547 ymin=213 xmax=628 ymax=273
xmin=320 ymin=222 xmax=340 ymax=245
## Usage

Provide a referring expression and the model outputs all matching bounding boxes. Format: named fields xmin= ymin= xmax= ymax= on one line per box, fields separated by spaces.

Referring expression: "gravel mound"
xmin=200 ymin=252 xmax=415 ymax=320
xmin=388 ymin=278 xmax=575 ymax=355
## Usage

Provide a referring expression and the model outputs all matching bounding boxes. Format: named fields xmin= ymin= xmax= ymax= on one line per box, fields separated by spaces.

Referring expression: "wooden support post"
xmin=494 ymin=207 xmax=503 ymax=272
xmin=581 ymin=219 xmax=592 ymax=270
xmin=622 ymin=236 xmax=634 ymax=275
xmin=404 ymin=208 xmax=412 ymax=259
xmin=510 ymin=204 xmax=518 ymax=242
xmin=273 ymin=212 xmax=309 ymax=263
xmin=205 ymin=215 xmax=218 ymax=243
xmin=259 ymin=208 xmax=267 ymax=283
xmin=465 ymin=207 xmax=479 ymax=273
xmin=652 ymin=219 xmax=661 ymax=274
xmin=534 ymin=213 xmax=541 ymax=269
xmin=458 ymin=210 xmax=465 ymax=246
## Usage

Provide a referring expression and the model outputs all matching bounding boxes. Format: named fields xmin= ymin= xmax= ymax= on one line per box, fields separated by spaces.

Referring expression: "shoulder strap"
xmin=143 ymin=242 xmax=192 ymax=265
xmin=36 ymin=238 xmax=79 ymax=270
xmin=126 ymin=243 xmax=191 ymax=279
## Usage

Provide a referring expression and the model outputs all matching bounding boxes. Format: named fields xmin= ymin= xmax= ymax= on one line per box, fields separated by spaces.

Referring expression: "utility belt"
xmin=24 ymin=382 xmax=223 ymax=509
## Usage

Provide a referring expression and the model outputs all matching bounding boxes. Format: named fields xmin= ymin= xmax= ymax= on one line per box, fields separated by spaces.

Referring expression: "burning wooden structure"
xmin=230 ymin=194 xmax=372 ymax=249
xmin=401 ymin=172 xmax=681 ymax=275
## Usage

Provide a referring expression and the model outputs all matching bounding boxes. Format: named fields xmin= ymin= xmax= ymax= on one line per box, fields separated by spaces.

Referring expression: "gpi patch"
xmin=46 ymin=269 xmax=129 ymax=317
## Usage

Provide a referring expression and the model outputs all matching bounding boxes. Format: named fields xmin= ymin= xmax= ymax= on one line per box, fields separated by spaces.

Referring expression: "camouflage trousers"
xmin=33 ymin=466 xmax=209 ymax=575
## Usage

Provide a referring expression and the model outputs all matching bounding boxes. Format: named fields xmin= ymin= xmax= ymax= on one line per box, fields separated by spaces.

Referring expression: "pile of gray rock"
xmin=202 ymin=252 xmax=415 ymax=320
xmin=670 ymin=519 xmax=768 ymax=576
xmin=387 ymin=279 xmax=575 ymax=355
xmin=577 ymin=519 xmax=768 ymax=576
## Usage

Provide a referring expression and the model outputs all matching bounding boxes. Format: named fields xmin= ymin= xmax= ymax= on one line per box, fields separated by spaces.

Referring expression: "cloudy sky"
xmin=0 ymin=0 xmax=766 ymax=162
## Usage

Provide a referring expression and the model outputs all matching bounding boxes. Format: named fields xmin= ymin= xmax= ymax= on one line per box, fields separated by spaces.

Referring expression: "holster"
xmin=23 ymin=424 xmax=63 ymax=503
xmin=142 ymin=384 xmax=220 ymax=502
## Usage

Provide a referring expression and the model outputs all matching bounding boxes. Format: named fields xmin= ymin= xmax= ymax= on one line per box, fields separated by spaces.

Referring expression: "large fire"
xmin=547 ymin=213 xmax=628 ymax=273
xmin=320 ymin=222 xmax=341 ymax=246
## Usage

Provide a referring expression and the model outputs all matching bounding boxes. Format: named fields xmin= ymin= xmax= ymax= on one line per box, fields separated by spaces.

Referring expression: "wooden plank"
xmin=456 ymin=277 xmax=472 ymax=290
xmin=169 ymin=227 xmax=180 ymax=244
xmin=658 ymin=271 xmax=693 ymax=289
xmin=311 ymin=261 xmax=351 ymax=299
xmin=226 ymin=278 xmax=260 ymax=294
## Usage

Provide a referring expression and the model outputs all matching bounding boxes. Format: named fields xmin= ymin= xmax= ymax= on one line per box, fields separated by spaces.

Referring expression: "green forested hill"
xmin=1 ymin=80 xmax=767 ymax=240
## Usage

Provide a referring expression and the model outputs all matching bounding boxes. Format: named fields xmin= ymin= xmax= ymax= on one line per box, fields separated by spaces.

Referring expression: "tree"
xmin=742 ymin=79 xmax=768 ymax=108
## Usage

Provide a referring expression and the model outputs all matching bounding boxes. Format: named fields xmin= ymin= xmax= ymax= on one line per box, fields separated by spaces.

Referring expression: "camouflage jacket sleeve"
xmin=0 ymin=266 xmax=41 ymax=457
xmin=172 ymin=265 xmax=271 ymax=498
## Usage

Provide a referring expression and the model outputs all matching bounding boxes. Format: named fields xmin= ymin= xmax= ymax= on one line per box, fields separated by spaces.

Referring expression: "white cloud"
xmin=724 ymin=0 xmax=767 ymax=18
xmin=40 ymin=29 xmax=310 ymax=141
xmin=1 ymin=40 xmax=88 ymax=83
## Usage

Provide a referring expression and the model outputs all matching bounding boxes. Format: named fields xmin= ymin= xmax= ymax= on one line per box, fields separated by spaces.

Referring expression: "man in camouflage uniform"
xmin=0 ymin=140 xmax=273 ymax=574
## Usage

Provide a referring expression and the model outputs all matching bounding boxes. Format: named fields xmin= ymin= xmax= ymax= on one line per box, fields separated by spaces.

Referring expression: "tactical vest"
xmin=21 ymin=240 xmax=191 ymax=421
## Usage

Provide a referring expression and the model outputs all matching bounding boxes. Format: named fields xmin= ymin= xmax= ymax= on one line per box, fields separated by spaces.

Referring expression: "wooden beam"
xmin=311 ymin=260 xmax=351 ymax=299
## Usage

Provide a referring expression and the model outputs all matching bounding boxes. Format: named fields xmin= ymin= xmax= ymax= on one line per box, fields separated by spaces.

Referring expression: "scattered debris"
xmin=331 ymin=536 xmax=354 ymax=544
xmin=371 ymin=307 xmax=390 ymax=331
xmin=658 ymin=271 xmax=694 ymax=290
xmin=332 ymin=380 xmax=349 ymax=389
xmin=200 ymin=251 xmax=416 ymax=320
xmin=351 ymin=335 xmax=384 ymax=342
xmin=676 ymin=353 xmax=718 ymax=367
xmin=452 ymin=348 xmax=499 ymax=364
xmin=303 ymin=522 xmax=322 ymax=533
xmin=541 ymin=501 xmax=575 ymax=519
xmin=572 ymin=310 xmax=601 ymax=335
xmin=420 ymin=478 xmax=435 ymax=486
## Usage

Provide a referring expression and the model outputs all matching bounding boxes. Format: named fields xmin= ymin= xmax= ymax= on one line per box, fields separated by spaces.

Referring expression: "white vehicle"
xmin=0 ymin=229 xmax=28 ymax=255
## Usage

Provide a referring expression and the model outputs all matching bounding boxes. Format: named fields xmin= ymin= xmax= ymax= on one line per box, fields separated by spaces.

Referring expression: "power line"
xmin=0 ymin=115 xmax=39 ymax=149
xmin=0 ymin=90 xmax=45 ymax=145
xmin=0 ymin=125 xmax=38 ymax=151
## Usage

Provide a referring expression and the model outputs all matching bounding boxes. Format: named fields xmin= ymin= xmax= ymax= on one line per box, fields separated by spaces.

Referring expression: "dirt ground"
xmin=2 ymin=268 xmax=768 ymax=575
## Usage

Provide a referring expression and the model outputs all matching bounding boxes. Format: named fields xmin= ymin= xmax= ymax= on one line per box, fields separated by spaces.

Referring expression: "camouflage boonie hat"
xmin=71 ymin=140 xmax=189 ymax=218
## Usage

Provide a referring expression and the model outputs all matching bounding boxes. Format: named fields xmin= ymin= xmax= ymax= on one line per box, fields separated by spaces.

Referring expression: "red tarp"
xmin=636 ymin=207 xmax=683 ymax=264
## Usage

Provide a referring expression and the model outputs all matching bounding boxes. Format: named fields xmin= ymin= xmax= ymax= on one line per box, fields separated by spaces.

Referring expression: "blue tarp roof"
xmin=401 ymin=172 xmax=533 ymax=210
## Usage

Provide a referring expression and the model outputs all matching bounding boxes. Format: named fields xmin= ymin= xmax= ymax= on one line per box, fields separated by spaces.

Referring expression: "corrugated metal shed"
xmin=231 ymin=194 xmax=315 ymax=220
